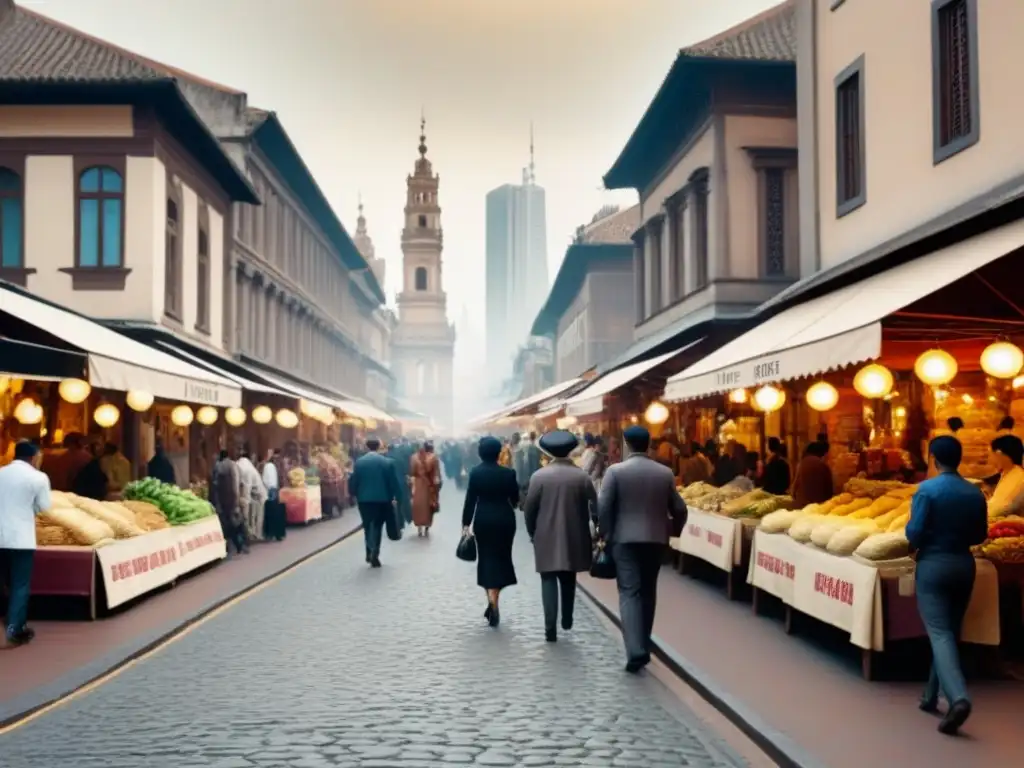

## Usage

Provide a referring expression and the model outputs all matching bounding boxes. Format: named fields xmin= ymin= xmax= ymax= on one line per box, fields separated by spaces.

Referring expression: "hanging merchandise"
xmin=252 ymin=405 xmax=273 ymax=424
xmin=644 ymin=401 xmax=669 ymax=425
xmin=126 ymin=390 xmax=154 ymax=412
xmin=913 ymin=348 xmax=958 ymax=386
xmin=980 ymin=341 xmax=1024 ymax=379
xmin=93 ymin=403 xmax=120 ymax=428
xmin=58 ymin=378 xmax=91 ymax=404
xmin=225 ymin=407 xmax=247 ymax=427
xmin=275 ymin=408 xmax=299 ymax=429
xmin=171 ymin=404 xmax=194 ymax=427
xmin=853 ymin=363 xmax=894 ymax=399
xmin=14 ymin=398 xmax=42 ymax=424
xmin=728 ymin=389 xmax=748 ymax=404
xmin=806 ymin=381 xmax=839 ymax=412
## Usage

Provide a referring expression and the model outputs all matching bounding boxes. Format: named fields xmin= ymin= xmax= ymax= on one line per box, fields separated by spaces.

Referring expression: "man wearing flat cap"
xmin=597 ymin=425 xmax=687 ymax=673
xmin=523 ymin=430 xmax=597 ymax=642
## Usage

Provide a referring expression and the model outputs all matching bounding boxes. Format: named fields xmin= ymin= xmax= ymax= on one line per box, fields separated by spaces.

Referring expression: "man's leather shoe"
xmin=370 ymin=555 xmax=381 ymax=568
xmin=561 ymin=616 xmax=573 ymax=631
xmin=625 ymin=654 xmax=651 ymax=674
xmin=545 ymin=629 xmax=557 ymax=642
xmin=938 ymin=699 xmax=971 ymax=735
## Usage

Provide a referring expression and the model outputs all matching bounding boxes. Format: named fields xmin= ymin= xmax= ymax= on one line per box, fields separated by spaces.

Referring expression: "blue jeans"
xmin=916 ymin=554 xmax=975 ymax=706
xmin=359 ymin=503 xmax=388 ymax=557
xmin=1 ymin=548 xmax=34 ymax=638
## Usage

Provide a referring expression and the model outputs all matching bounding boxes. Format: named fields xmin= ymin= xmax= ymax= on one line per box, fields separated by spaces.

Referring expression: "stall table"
xmin=280 ymin=485 xmax=323 ymax=525
xmin=670 ymin=508 xmax=755 ymax=599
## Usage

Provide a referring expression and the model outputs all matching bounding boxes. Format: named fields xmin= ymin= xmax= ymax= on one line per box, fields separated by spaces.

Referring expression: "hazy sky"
xmin=28 ymin=0 xmax=778 ymax=411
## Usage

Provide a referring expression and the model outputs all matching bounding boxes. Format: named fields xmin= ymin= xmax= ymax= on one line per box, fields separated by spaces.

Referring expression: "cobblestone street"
xmin=3 ymin=484 xmax=749 ymax=768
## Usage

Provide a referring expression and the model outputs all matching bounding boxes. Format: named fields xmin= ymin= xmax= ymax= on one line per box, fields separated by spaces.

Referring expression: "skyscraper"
xmin=485 ymin=129 xmax=548 ymax=382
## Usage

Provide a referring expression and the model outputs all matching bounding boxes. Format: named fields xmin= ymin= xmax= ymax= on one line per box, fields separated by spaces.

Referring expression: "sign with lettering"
xmin=747 ymin=529 xmax=800 ymax=604
xmin=791 ymin=543 xmax=881 ymax=650
xmin=673 ymin=507 xmax=742 ymax=572
xmin=184 ymin=380 xmax=222 ymax=405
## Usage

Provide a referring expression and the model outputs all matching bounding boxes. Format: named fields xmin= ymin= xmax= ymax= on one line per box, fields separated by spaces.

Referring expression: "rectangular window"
xmin=647 ymin=218 xmax=663 ymax=314
xmin=1 ymin=198 xmax=23 ymax=268
xmin=633 ymin=234 xmax=645 ymax=323
xmin=79 ymin=199 xmax=100 ymax=266
xmin=835 ymin=56 xmax=866 ymax=217
xmin=932 ymin=0 xmax=979 ymax=163
xmin=764 ymin=168 xmax=786 ymax=276
xmin=196 ymin=207 xmax=211 ymax=332
xmin=671 ymin=198 xmax=685 ymax=302
xmin=692 ymin=179 xmax=709 ymax=290
xmin=165 ymin=188 xmax=182 ymax=319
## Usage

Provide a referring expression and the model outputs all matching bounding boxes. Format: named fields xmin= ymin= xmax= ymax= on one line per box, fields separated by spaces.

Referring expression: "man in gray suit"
xmin=348 ymin=437 xmax=401 ymax=568
xmin=515 ymin=431 xmax=542 ymax=504
xmin=597 ymin=425 xmax=686 ymax=672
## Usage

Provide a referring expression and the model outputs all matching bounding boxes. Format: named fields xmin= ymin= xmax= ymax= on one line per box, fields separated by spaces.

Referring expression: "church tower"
xmin=390 ymin=116 xmax=455 ymax=433
xmin=353 ymin=195 xmax=385 ymax=288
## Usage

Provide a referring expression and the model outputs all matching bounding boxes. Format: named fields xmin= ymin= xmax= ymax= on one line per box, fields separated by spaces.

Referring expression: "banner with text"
xmin=791 ymin=544 xmax=882 ymax=650
xmin=747 ymin=530 xmax=801 ymax=604
xmin=673 ymin=508 xmax=742 ymax=572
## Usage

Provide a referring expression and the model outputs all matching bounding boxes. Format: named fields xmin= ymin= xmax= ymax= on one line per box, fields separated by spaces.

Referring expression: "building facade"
xmin=352 ymin=201 xmax=396 ymax=409
xmin=390 ymin=122 xmax=455 ymax=433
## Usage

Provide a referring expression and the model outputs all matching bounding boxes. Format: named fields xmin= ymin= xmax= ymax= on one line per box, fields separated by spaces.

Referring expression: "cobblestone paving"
xmin=3 ymin=484 xmax=747 ymax=767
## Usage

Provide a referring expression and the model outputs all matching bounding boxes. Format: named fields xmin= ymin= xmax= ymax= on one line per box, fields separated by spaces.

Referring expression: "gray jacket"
xmin=523 ymin=459 xmax=596 ymax=573
xmin=597 ymin=453 xmax=686 ymax=545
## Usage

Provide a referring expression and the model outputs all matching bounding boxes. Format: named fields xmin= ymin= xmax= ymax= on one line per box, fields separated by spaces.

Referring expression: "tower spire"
xmin=356 ymin=190 xmax=367 ymax=235
xmin=529 ymin=121 xmax=535 ymax=184
xmin=418 ymin=108 xmax=427 ymax=158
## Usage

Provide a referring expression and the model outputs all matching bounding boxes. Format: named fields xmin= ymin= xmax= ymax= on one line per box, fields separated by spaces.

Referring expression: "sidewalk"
xmin=579 ymin=566 xmax=1022 ymax=768
xmin=0 ymin=512 xmax=363 ymax=726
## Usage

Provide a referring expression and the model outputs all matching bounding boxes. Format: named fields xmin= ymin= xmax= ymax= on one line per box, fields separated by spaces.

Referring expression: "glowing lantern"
xmin=225 ymin=407 xmax=247 ymax=427
xmin=753 ymin=385 xmax=786 ymax=413
xmin=14 ymin=398 xmax=42 ymax=424
xmin=728 ymin=389 xmax=748 ymax=404
xmin=58 ymin=378 xmax=91 ymax=404
xmin=913 ymin=348 xmax=958 ymax=386
xmin=980 ymin=341 xmax=1024 ymax=379
xmin=806 ymin=381 xmax=839 ymax=412
xmin=644 ymin=401 xmax=670 ymax=425
xmin=126 ymin=390 xmax=154 ymax=412
xmin=275 ymin=408 xmax=299 ymax=429
xmin=252 ymin=405 xmax=273 ymax=424
xmin=170 ymin=404 xmax=194 ymax=427
xmin=1013 ymin=375 xmax=1024 ymax=390
xmin=196 ymin=406 xmax=218 ymax=426
xmin=93 ymin=403 xmax=120 ymax=428
xmin=853 ymin=363 xmax=894 ymax=399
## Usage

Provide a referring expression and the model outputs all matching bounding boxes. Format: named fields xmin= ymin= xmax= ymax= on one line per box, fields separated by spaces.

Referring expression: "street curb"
xmin=576 ymin=581 xmax=826 ymax=768
xmin=0 ymin=519 xmax=364 ymax=729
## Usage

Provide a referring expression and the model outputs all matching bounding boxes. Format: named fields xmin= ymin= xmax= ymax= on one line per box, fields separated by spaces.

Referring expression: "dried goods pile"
xmin=35 ymin=491 xmax=181 ymax=547
xmin=678 ymin=482 xmax=787 ymax=515
xmin=972 ymin=516 xmax=1024 ymax=564
xmin=123 ymin=478 xmax=215 ymax=525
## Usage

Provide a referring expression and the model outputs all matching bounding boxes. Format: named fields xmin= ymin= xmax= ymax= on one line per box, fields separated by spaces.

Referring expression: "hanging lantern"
xmin=196 ymin=406 xmax=218 ymax=426
xmin=1013 ymin=375 xmax=1024 ymax=390
xmin=14 ymin=398 xmax=42 ymax=425
xmin=275 ymin=408 xmax=299 ymax=429
xmin=58 ymin=378 xmax=91 ymax=404
xmin=252 ymin=405 xmax=273 ymax=424
xmin=170 ymin=404 xmax=194 ymax=427
xmin=753 ymin=385 xmax=786 ymax=413
xmin=913 ymin=348 xmax=958 ymax=386
xmin=126 ymin=390 xmax=154 ymax=412
xmin=806 ymin=381 xmax=839 ymax=412
xmin=853 ymin=363 xmax=894 ymax=399
xmin=225 ymin=407 xmax=247 ymax=427
xmin=93 ymin=403 xmax=120 ymax=428
xmin=644 ymin=401 xmax=670 ymax=425
xmin=980 ymin=341 xmax=1024 ymax=379
xmin=728 ymin=388 xmax=748 ymax=404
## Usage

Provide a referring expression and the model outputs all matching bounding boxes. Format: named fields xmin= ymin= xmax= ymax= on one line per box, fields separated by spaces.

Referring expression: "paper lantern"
xmin=14 ymin=398 xmax=42 ymax=425
xmin=1013 ymin=375 xmax=1024 ymax=390
xmin=252 ymin=405 xmax=273 ymax=424
xmin=980 ymin=341 xmax=1024 ymax=379
xmin=58 ymin=378 xmax=91 ymax=404
xmin=275 ymin=408 xmax=299 ymax=429
xmin=225 ymin=407 xmax=247 ymax=427
xmin=170 ymin=404 xmax=194 ymax=427
xmin=644 ymin=401 xmax=670 ymax=425
xmin=93 ymin=403 xmax=120 ymax=428
xmin=914 ymin=348 xmax=958 ymax=386
xmin=806 ymin=381 xmax=839 ymax=412
xmin=126 ymin=390 xmax=154 ymax=412
xmin=728 ymin=389 xmax=748 ymax=404
xmin=853 ymin=363 xmax=894 ymax=399
xmin=196 ymin=406 xmax=218 ymax=426
xmin=753 ymin=385 xmax=786 ymax=413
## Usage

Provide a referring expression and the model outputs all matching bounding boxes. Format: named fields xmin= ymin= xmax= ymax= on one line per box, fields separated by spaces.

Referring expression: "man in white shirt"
xmin=0 ymin=441 xmax=52 ymax=647
xmin=262 ymin=449 xmax=280 ymax=500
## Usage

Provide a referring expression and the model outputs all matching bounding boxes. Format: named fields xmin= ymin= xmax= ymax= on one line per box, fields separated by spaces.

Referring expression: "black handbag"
xmin=456 ymin=533 xmax=477 ymax=562
xmin=590 ymin=541 xmax=616 ymax=580
xmin=385 ymin=504 xmax=403 ymax=541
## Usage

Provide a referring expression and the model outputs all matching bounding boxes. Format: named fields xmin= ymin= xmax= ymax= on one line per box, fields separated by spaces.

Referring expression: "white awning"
xmin=0 ymin=286 xmax=241 ymax=407
xmin=337 ymin=399 xmax=394 ymax=423
xmin=234 ymin=363 xmax=339 ymax=411
xmin=565 ymin=338 xmax=704 ymax=417
xmin=469 ymin=377 xmax=583 ymax=427
xmin=153 ymin=341 xmax=289 ymax=396
xmin=665 ymin=219 xmax=1024 ymax=401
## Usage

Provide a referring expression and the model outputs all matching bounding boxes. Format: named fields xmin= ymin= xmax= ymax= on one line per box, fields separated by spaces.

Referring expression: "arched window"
xmin=417 ymin=214 xmax=427 ymax=228
xmin=77 ymin=165 xmax=124 ymax=267
xmin=0 ymin=167 xmax=23 ymax=269
xmin=414 ymin=266 xmax=427 ymax=291
xmin=165 ymin=178 xmax=182 ymax=317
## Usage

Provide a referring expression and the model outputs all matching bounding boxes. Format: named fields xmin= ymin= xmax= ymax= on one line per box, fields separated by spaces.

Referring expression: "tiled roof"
xmin=581 ymin=204 xmax=641 ymax=245
xmin=0 ymin=2 xmax=242 ymax=91
xmin=680 ymin=0 xmax=796 ymax=62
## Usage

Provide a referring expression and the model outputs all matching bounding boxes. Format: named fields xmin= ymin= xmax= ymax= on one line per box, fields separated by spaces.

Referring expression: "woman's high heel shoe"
xmin=488 ymin=605 xmax=500 ymax=627
xmin=484 ymin=604 xmax=493 ymax=621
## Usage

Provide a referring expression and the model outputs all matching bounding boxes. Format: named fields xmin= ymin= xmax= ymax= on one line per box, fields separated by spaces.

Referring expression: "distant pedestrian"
xmin=0 ymin=441 xmax=51 ymax=647
xmin=462 ymin=437 xmax=519 ymax=627
xmin=523 ymin=430 xmax=596 ymax=643
xmin=146 ymin=440 xmax=176 ymax=486
xmin=349 ymin=437 xmax=401 ymax=567
xmin=515 ymin=431 xmax=542 ymax=502
xmin=410 ymin=441 xmax=442 ymax=537
xmin=237 ymin=448 xmax=267 ymax=543
xmin=212 ymin=449 xmax=249 ymax=555
xmin=387 ymin=441 xmax=413 ymax=525
xmin=597 ymin=425 xmax=686 ymax=673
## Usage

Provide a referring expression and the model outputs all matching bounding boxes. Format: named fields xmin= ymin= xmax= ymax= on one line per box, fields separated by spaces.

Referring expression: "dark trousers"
xmin=359 ymin=502 xmax=389 ymax=557
xmin=540 ymin=571 xmax=577 ymax=632
xmin=917 ymin=555 xmax=976 ymax=706
xmin=218 ymin=511 xmax=249 ymax=553
xmin=613 ymin=542 xmax=665 ymax=663
xmin=0 ymin=548 xmax=34 ymax=638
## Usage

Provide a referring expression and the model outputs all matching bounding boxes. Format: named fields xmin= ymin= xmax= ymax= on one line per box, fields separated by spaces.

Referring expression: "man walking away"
xmin=0 ymin=441 xmax=52 ymax=647
xmin=349 ymin=437 xmax=401 ymax=567
xmin=598 ymin=425 xmax=686 ymax=673
xmin=516 ymin=431 xmax=543 ymax=503
xmin=212 ymin=449 xmax=249 ymax=556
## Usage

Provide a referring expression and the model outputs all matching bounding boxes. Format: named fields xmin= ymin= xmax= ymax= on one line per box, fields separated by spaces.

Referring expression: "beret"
xmin=623 ymin=425 xmax=650 ymax=444
xmin=539 ymin=430 xmax=578 ymax=459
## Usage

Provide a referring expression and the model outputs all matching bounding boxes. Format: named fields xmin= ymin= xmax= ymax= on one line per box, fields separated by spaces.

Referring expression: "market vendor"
xmin=986 ymin=434 xmax=1024 ymax=517
xmin=99 ymin=443 xmax=131 ymax=495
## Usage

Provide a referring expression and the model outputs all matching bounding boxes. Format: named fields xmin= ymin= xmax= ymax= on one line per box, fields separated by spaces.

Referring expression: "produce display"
xmin=34 ymin=491 xmax=181 ymax=548
xmin=719 ymin=489 xmax=795 ymax=519
xmin=120 ymin=500 xmax=172 ymax=532
xmin=678 ymin=482 xmax=753 ymax=514
xmin=304 ymin=466 xmax=321 ymax=487
xmin=287 ymin=467 xmax=307 ymax=489
xmin=971 ymin=515 xmax=1024 ymax=564
xmin=40 ymin=503 xmax=115 ymax=547
xmin=932 ymin=399 xmax=1001 ymax=479
xmin=123 ymin=478 xmax=215 ymax=525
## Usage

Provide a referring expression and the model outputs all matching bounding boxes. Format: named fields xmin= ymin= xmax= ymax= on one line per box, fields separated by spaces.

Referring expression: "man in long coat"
xmin=523 ymin=430 xmax=596 ymax=643
xmin=212 ymin=449 xmax=249 ymax=555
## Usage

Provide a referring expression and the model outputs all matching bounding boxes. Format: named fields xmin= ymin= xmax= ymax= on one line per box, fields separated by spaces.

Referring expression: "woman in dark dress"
xmin=462 ymin=436 xmax=519 ymax=627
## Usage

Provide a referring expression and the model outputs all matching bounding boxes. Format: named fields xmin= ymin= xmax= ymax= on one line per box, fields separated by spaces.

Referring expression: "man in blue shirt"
xmin=906 ymin=435 xmax=988 ymax=735
xmin=348 ymin=437 xmax=401 ymax=568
